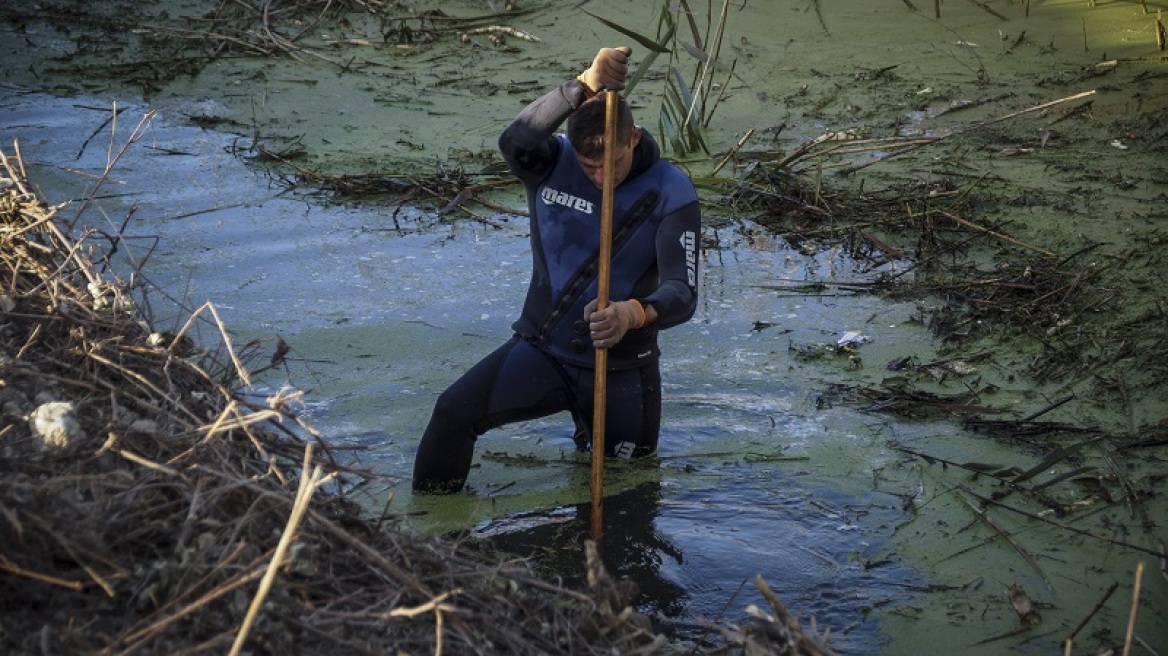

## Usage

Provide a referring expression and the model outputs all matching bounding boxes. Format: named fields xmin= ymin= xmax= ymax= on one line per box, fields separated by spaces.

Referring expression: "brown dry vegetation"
xmin=0 ymin=143 xmax=834 ymax=654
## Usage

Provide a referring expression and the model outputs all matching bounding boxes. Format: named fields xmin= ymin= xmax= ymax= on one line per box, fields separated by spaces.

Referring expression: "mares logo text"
xmin=541 ymin=187 xmax=594 ymax=214
xmin=680 ymin=230 xmax=697 ymax=287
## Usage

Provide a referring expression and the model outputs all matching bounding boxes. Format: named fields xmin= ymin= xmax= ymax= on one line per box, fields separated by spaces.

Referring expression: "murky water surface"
xmin=5 ymin=92 xmax=932 ymax=651
xmin=6 ymin=91 xmax=1159 ymax=653
xmin=4 ymin=0 xmax=1167 ymax=652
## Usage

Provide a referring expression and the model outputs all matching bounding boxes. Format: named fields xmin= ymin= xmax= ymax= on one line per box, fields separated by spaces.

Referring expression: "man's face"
xmin=575 ymin=128 xmax=642 ymax=190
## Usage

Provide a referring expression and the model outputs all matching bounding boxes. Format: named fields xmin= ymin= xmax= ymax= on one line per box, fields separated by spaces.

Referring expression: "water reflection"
xmin=469 ymin=450 xmax=921 ymax=653
xmin=480 ymin=477 xmax=690 ymax=622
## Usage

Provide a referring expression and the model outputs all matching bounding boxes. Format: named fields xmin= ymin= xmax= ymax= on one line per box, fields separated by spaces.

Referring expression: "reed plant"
xmin=586 ymin=0 xmax=740 ymax=157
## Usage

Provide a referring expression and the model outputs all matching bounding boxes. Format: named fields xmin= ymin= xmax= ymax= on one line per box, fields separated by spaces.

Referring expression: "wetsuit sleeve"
xmin=498 ymin=80 xmax=591 ymax=185
xmin=644 ymin=199 xmax=700 ymax=330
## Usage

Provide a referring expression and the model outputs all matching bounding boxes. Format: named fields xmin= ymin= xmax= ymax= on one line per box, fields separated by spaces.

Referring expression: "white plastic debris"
xmin=29 ymin=401 xmax=82 ymax=449
xmin=837 ymin=331 xmax=871 ymax=347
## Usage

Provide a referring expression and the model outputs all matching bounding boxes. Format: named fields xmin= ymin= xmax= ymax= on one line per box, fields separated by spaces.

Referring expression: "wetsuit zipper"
xmin=534 ymin=189 xmax=661 ymax=345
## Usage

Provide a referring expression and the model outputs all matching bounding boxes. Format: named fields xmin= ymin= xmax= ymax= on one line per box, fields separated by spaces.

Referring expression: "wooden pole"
xmin=591 ymin=89 xmax=619 ymax=541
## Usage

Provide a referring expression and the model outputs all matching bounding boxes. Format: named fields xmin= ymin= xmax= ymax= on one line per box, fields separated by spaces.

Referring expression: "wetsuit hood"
xmin=627 ymin=128 xmax=662 ymax=185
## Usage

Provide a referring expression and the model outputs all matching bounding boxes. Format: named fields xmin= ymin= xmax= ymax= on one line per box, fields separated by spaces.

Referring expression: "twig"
xmin=0 ymin=557 xmax=85 ymax=590
xmin=230 ymin=443 xmax=335 ymax=656
xmin=966 ymin=0 xmax=1008 ymax=20
xmin=960 ymin=487 xmax=1165 ymax=557
xmin=86 ymin=349 xmax=202 ymax=426
xmin=688 ymin=576 xmax=750 ymax=654
xmin=69 ymin=105 xmax=157 ymax=232
xmin=1020 ymin=394 xmax=1075 ymax=422
xmin=1104 ymin=453 xmax=1154 ymax=530
xmin=305 ymin=508 xmax=433 ymax=598
xmin=98 ymin=433 xmax=181 ymax=475
xmin=951 ymin=488 xmax=1049 ymax=589
xmin=938 ymin=211 xmax=1057 ymax=258
xmin=1062 ymin=581 xmax=1117 ymax=648
xmin=810 ymin=0 xmax=829 ymax=35
xmin=1122 ymin=562 xmax=1144 ymax=656
xmin=106 ymin=551 xmax=273 ymax=654
xmin=76 ymin=104 xmax=128 ymax=160
xmin=386 ymin=590 xmax=462 ymax=656
xmin=170 ymin=301 xmax=253 ymax=388
xmin=461 ymin=25 xmax=541 ymax=41
xmin=836 ymin=90 xmax=1097 ymax=174
xmin=712 ymin=128 xmax=755 ymax=175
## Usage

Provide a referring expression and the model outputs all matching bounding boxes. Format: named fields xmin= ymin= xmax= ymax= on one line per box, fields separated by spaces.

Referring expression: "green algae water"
xmin=3 ymin=0 xmax=1166 ymax=652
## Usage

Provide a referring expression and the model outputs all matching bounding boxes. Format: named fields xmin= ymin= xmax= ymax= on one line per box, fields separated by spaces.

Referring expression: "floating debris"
xmin=836 ymin=331 xmax=871 ymax=347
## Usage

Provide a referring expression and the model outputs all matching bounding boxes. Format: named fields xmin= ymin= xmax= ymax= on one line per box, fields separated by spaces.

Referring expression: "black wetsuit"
xmin=412 ymin=78 xmax=701 ymax=493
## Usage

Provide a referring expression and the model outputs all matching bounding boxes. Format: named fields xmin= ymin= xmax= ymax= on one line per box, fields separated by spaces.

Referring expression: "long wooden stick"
xmin=591 ymin=90 xmax=619 ymax=541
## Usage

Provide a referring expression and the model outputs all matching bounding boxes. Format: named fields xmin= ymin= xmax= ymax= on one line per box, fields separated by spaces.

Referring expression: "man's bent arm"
xmin=498 ymin=80 xmax=590 ymax=184
xmin=644 ymin=200 xmax=701 ymax=330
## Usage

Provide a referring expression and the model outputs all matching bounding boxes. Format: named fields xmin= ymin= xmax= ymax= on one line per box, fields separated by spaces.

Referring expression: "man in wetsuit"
xmin=412 ymin=46 xmax=701 ymax=493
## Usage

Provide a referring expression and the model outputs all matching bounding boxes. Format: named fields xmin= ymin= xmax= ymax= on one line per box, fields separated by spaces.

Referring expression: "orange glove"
xmin=584 ymin=299 xmax=646 ymax=349
xmin=577 ymin=46 xmax=632 ymax=94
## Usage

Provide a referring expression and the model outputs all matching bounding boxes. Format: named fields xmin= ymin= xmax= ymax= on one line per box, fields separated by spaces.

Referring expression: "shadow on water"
xmin=478 ymin=481 xmax=692 ymax=622
xmin=466 ymin=472 xmax=923 ymax=653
